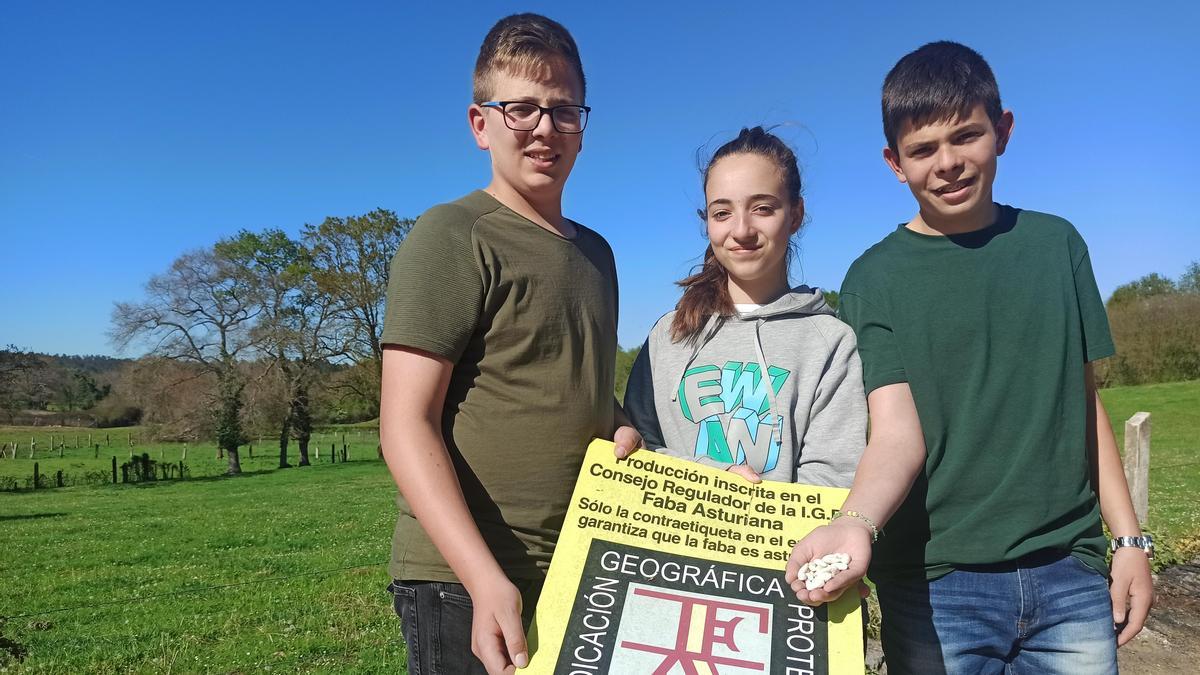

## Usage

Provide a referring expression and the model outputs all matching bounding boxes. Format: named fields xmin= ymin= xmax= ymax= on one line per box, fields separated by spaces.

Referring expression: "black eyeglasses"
xmin=478 ymin=101 xmax=591 ymax=133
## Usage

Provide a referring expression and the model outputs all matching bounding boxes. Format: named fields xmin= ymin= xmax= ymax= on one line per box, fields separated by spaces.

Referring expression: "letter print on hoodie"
xmin=678 ymin=361 xmax=790 ymax=473
xmin=625 ymin=286 xmax=867 ymax=488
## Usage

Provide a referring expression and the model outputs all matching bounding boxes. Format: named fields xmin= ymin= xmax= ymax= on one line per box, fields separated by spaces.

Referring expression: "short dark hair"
xmin=882 ymin=41 xmax=1002 ymax=152
xmin=473 ymin=14 xmax=586 ymax=104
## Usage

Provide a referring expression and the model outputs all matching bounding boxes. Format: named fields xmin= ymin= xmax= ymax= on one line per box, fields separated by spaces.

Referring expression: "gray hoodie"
xmin=625 ymin=286 xmax=866 ymax=487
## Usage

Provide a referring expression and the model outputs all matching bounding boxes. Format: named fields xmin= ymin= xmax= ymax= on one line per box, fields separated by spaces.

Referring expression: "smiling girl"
xmin=625 ymin=127 xmax=866 ymax=487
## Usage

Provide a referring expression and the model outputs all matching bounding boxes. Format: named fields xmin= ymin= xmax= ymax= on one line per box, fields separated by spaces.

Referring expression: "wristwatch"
xmin=1110 ymin=535 xmax=1154 ymax=559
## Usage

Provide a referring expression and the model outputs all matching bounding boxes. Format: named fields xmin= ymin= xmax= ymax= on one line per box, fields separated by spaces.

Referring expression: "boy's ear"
xmin=882 ymin=147 xmax=908 ymax=184
xmin=468 ymin=104 xmax=490 ymax=151
xmin=994 ymin=110 xmax=1015 ymax=156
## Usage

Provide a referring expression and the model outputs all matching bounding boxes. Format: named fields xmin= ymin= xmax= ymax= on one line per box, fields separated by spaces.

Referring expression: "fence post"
xmin=33 ymin=462 xmax=39 ymax=489
xmin=112 ymin=456 xmax=117 ymax=484
xmin=56 ymin=470 xmax=63 ymax=488
xmin=1123 ymin=412 xmax=1151 ymax=526
xmin=331 ymin=443 xmax=336 ymax=463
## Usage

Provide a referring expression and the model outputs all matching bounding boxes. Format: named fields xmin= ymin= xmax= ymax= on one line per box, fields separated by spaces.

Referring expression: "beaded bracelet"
xmin=834 ymin=509 xmax=879 ymax=542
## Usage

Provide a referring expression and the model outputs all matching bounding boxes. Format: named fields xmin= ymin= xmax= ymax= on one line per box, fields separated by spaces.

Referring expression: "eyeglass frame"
xmin=477 ymin=101 xmax=591 ymax=134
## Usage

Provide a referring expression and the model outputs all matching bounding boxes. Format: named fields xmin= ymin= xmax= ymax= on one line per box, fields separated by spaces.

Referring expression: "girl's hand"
xmin=613 ymin=425 xmax=642 ymax=459
xmin=727 ymin=464 xmax=762 ymax=484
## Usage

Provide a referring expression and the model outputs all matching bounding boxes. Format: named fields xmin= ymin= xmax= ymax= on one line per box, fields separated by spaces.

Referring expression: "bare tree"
xmin=217 ymin=229 xmax=348 ymax=467
xmin=303 ymin=209 xmax=412 ymax=415
xmin=111 ymin=249 xmax=259 ymax=474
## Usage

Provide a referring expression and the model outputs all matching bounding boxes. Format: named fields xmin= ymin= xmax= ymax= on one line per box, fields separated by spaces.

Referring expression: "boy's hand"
xmin=1110 ymin=547 xmax=1154 ymax=647
xmin=612 ymin=425 xmax=642 ymax=459
xmin=470 ymin=579 xmax=528 ymax=674
xmin=727 ymin=464 xmax=762 ymax=484
xmin=785 ymin=519 xmax=873 ymax=605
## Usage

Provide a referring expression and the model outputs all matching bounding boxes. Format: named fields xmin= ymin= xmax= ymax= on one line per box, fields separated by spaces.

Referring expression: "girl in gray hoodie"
xmin=625 ymin=127 xmax=867 ymax=488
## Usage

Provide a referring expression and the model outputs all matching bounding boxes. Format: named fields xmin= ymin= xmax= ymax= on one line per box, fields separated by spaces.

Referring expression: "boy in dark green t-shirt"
xmin=378 ymin=14 xmax=640 ymax=675
xmin=786 ymin=42 xmax=1152 ymax=673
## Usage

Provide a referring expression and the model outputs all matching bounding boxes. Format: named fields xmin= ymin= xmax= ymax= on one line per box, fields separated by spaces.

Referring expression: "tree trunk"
xmin=294 ymin=386 xmax=312 ymax=467
xmin=226 ymin=446 xmax=242 ymax=474
xmin=278 ymin=411 xmax=292 ymax=469
xmin=216 ymin=368 xmax=244 ymax=475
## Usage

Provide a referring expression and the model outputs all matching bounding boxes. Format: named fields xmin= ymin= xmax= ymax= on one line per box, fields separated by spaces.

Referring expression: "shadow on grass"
xmin=128 ymin=468 xmax=280 ymax=488
xmin=0 ymin=512 xmax=67 ymax=522
xmin=123 ymin=461 xmax=376 ymax=489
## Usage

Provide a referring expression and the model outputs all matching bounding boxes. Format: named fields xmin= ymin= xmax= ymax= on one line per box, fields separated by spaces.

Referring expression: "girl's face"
xmin=704 ymin=153 xmax=802 ymax=304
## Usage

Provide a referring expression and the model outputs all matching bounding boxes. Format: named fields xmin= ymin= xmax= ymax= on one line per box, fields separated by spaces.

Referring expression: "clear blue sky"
xmin=2 ymin=1 xmax=1197 ymax=356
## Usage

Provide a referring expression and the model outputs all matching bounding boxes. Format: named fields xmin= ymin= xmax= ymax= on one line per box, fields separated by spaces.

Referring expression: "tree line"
xmin=1097 ymin=261 xmax=1200 ymax=387
xmin=1 ymin=236 xmax=1193 ymax=472
xmin=105 ymin=209 xmax=412 ymax=474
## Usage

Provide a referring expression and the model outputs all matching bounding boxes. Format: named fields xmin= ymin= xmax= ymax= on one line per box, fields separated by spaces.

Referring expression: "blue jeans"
xmin=389 ymin=579 xmax=543 ymax=675
xmin=877 ymin=552 xmax=1117 ymax=674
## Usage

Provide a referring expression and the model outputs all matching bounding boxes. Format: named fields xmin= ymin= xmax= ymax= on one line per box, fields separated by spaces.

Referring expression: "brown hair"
xmin=670 ymin=127 xmax=803 ymax=343
xmin=882 ymin=41 xmax=1002 ymax=153
xmin=473 ymin=14 xmax=587 ymax=104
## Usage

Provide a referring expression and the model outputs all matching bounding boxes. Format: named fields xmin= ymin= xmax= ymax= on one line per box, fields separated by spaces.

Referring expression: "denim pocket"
xmin=435 ymin=583 xmax=474 ymax=609
xmin=1064 ymin=553 xmax=1107 ymax=579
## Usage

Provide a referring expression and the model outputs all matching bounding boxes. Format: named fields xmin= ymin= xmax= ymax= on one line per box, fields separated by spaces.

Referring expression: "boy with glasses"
xmin=379 ymin=14 xmax=640 ymax=675
xmin=786 ymin=41 xmax=1152 ymax=673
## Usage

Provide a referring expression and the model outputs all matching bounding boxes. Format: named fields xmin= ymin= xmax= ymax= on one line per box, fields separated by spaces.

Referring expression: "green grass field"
xmin=1099 ymin=379 xmax=1200 ymax=560
xmin=0 ymin=426 xmax=381 ymax=489
xmin=0 ymin=380 xmax=1196 ymax=672
xmin=1 ymin=459 xmax=404 ymax=673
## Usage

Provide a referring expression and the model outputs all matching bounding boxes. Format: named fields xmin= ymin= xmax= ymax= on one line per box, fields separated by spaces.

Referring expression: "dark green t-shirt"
xmin=381 ymin=190 xmax=618 ymax=582
xmin=839 ymin=205 xmax=1114 ymax=582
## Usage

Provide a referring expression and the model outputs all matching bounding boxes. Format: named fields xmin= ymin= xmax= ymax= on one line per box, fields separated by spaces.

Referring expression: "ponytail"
xmin=670 ymin=247 xmax=734 ymax=343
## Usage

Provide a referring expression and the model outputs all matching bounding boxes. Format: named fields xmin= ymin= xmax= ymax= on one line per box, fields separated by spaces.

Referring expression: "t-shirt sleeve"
xmin=838 ymin=289 xmax=907 ymax=394
xmin=380 ymin=206 xmax=484 ymax=362
xmin=1071 ymin=246 xmax=1115 ymax=363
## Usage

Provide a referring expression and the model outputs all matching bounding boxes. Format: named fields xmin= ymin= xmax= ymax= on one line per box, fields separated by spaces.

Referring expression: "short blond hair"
xmin=473 ymin=14 xmax=586 ymax=104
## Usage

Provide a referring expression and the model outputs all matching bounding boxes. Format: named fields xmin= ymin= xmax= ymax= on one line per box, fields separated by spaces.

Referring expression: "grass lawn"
xmin=0 ymin=459 xmax=405 ymax=673
xmin=0 ymin=380 xmax=1196 ymax=671
xmin=1099 ymin=379 xmax=1200 ymax=561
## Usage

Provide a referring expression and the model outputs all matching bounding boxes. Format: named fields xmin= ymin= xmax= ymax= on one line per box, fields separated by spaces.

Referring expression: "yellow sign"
xmin=526 ymin=440 xmax=864 ymax=674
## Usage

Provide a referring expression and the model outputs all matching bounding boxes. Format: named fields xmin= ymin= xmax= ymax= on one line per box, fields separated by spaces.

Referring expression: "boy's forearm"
xmin=381 ymin=419 xmax=507 ymax=593
xmin=839 ymin=382 xmax=926 ymax=530
xmin=379 ymin=347 xmax=507 ymax=594
xmin=1087 ymin=366 xmax=1141 ymax=537
xmin=840 ymin=426 xmax=925 ymax=530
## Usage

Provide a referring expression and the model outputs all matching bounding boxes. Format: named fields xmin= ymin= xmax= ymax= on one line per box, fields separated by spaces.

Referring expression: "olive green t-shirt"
xmin=381 ymin=190 xmax=618 ymax=582
xmin=839 ymin=205 xmax=1114 ymax=582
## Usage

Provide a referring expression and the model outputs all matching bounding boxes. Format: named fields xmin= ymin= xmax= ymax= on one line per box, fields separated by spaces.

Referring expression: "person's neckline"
xmin=904 ymin=202 xmax=999 ymax=237
xmin=896 ymin=203 xmax=1015 ymax=246
xmin=477 ymin=189 xmax=579 ymax=241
